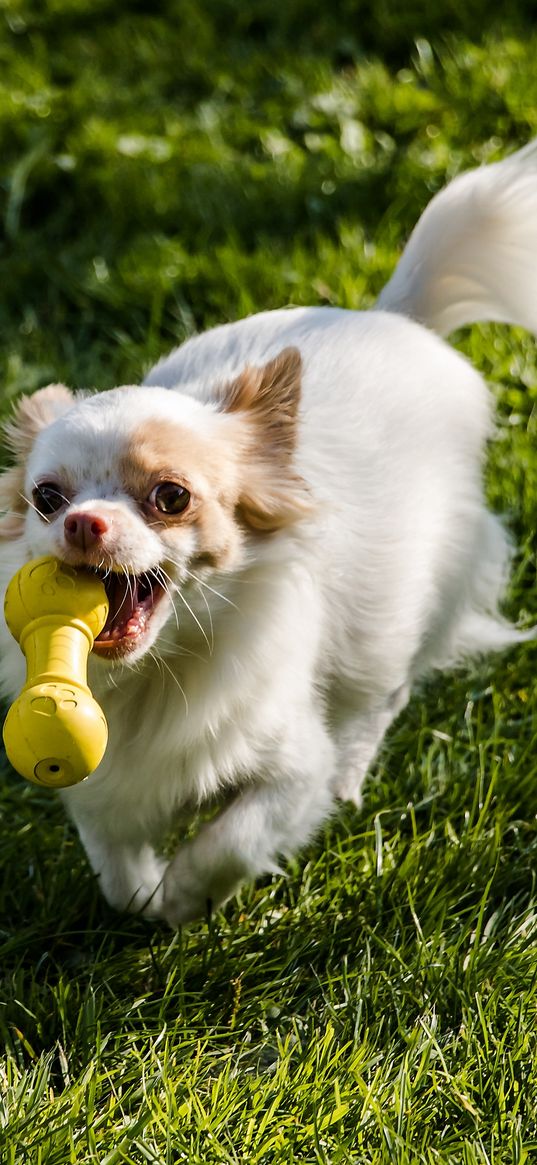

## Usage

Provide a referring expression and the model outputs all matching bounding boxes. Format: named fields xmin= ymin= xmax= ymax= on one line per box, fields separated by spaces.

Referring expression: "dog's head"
xmin=0 ymin=348 xmax=310 ymax=662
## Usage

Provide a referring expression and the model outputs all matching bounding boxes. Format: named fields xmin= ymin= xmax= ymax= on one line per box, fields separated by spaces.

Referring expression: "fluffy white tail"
xmin=377 ymin=140 xmax=537 ymax=336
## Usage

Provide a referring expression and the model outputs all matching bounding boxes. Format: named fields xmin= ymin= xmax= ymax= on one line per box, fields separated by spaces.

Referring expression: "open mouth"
xmin=92 ymin=570 xmax=167 ymax=658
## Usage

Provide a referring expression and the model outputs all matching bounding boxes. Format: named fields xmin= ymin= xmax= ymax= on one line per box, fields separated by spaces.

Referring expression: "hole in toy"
xmin=34 ymin=757 xmax=75 ymax=785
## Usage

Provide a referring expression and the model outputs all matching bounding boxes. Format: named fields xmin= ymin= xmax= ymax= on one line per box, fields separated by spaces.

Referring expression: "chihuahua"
xmin=1 ymin=142 xmax=536 ymax=925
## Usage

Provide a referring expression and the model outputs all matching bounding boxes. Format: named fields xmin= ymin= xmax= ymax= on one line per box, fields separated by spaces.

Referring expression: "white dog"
xmin=1 ymin=142 xmax=536 ymax=926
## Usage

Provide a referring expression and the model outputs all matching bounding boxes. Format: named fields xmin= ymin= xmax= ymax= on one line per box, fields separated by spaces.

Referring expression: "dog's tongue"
xmin=95 ymin=573 xmax=155 ymax=645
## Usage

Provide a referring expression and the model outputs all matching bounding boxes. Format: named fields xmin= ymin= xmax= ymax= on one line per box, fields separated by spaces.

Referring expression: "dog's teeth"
xmin=92 ymin=569 xmax=165 ymax=656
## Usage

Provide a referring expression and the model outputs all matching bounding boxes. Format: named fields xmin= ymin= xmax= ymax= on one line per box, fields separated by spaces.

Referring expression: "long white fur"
xmin=1 ymin=142 xmax=536 ymax=925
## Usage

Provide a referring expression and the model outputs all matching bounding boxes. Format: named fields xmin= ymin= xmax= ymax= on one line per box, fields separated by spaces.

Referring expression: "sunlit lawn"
xmin=1 ymin=3 xmax=537 ymax=1160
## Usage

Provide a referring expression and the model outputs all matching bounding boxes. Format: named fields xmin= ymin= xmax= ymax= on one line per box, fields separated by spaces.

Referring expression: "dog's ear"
xmin=0 ymin=384 xmax=74 ymax=537
xmin=0 ymin=465 xmax=28 ymax=538
xmin=221 ymin=347 xmax=312 ymax=531
xmin=223 ymin=347 xmax=302 ymax=460
xmin=3 ymin=383 xmax=74 ymax=457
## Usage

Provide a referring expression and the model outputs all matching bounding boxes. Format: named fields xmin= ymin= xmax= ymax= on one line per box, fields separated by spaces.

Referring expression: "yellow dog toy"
xmin=3 ymin=556 xmax=109 ymax=788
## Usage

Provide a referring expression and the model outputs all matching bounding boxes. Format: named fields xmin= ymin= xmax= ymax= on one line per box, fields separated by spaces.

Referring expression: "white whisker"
xmin=194 ymin=579 xmax=214 ymax=653
xmin=30 ymin=476 xmax=71 ymax=508
xmin=105 ymin=667 xmax=120 ymax=691
xmin=183 ymin=566 xmax=239 ymax=612
xmin=107 ymin=565 xmax=131 ymax=624
xmin=174 ymin=587 xmax=212 ymax=655
xmin=154 ymin=635 xmax=208 ymax=664
xmin=20 ymin=491 xmax=51 ymax=523
xmin=150 ymin=649 xmax=189 ymax=715
xmin=148 ymin=647 xmax=166 ymax=689
xmin=0 ymin=507 xmax=25 ymax=519
xmin=149 ymin=566 xmax=180 ymax=632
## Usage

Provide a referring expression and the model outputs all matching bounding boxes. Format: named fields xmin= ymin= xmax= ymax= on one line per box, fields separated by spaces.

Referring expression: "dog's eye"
xmin=32 ymin=482 xmax=66 ymax=516
xmin=149 ymin=482 xmax=191 ymax=515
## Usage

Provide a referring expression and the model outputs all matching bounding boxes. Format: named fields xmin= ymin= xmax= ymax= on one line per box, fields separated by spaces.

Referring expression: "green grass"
xmin=2 ymin=2 xmax=537 ymax=1161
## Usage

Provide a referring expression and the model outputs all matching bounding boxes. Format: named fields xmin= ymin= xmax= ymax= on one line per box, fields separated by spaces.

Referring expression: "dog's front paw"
xmin=95 ymin=845 xmax=167 ymax=919
xmin=162 ymin=847 xmax=214 ymax=927
xmin=162 ymin=841 xmax=246 ymax=927
xmin=332 ymin=774 xmax=363 ymax=809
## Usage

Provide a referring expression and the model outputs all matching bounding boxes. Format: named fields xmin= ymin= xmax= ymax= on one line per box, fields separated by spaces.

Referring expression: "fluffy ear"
xmin=0 ymin=383 xmax=74 ymax=537
xmin=3 ymin=383 xmax=74 ymax=457
xmin=221 ymin=347 xmax=312 ymax=532
xmin=0 ymin=465 xmax=27 ymax=537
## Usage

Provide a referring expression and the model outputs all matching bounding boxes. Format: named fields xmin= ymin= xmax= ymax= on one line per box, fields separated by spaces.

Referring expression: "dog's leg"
xmin=71 ymin=817 xmax=167 ymax=917
xmin=332 ymin=684 xmax=410 ymax=807
xmin=162 ymin=714 xmax=336 ymax=926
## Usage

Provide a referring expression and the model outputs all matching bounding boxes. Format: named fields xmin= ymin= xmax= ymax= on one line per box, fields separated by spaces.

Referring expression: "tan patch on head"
xmin=118 ymin=348 xmax=312 ymax=571
xmin=121 ymin=419 xmax=243 ymax=569
xmin=0 ymin=384 xmax=74 ymax=537
xmin=121 ymin=419 xmax=241 ymax=503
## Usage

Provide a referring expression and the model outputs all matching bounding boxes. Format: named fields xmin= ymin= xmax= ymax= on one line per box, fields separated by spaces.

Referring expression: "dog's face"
xmin=0 ymin=349 xmax=310 ymax=663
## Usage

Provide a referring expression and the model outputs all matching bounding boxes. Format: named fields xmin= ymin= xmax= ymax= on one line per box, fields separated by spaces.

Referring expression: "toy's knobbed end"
xmin=3 ymin=555 xmax=110 ymax=787
xmin=3 ymin=683 xmax=109 ymax=787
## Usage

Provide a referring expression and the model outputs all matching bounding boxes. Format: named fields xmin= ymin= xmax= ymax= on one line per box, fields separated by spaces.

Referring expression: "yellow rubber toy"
xmin=3 ymin=555 xmax=109 ymax=788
